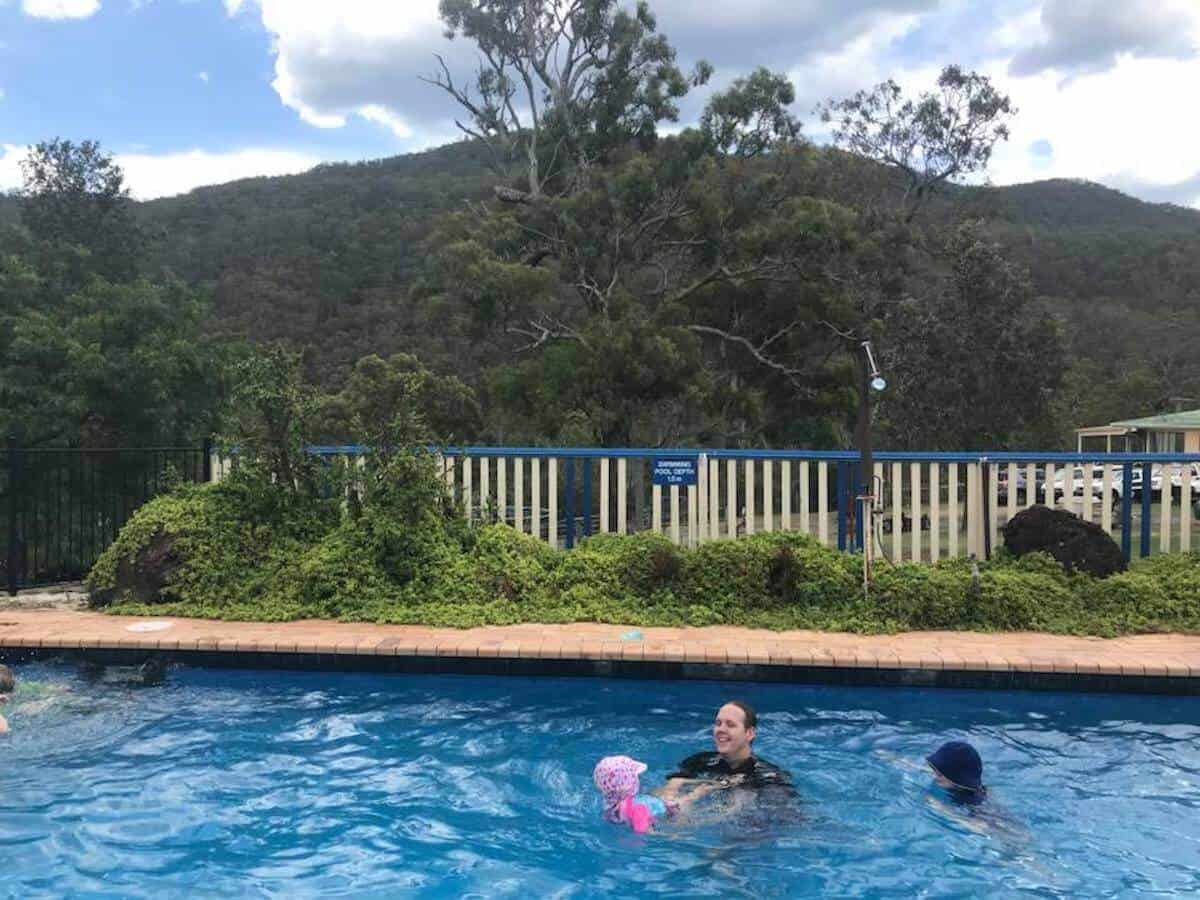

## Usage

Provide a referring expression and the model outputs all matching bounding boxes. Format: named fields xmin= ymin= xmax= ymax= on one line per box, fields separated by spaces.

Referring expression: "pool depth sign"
xmin=651 ymin=458 xmax=698 ymax=486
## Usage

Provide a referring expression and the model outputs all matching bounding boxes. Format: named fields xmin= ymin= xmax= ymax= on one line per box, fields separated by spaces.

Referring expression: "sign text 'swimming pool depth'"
xmin=651 ymin=458 xmax=698 ymax=486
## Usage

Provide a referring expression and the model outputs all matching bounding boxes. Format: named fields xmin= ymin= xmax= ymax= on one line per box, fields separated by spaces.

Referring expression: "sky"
xmin=1 ymin=0 xmax=1198 ymax=206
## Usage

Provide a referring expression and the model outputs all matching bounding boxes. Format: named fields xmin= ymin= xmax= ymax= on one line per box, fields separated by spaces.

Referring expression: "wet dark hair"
xmin=0 ymin=664 xmax=14 ymax=694
xmin=722 ymin=699 xmax=757 ymax=730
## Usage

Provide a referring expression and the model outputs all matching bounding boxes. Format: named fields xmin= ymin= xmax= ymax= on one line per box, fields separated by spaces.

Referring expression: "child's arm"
xmin=619 ymin=797 xmax=655 ymax=834
xmin=0 ymin=713 xmax=8 ymax=735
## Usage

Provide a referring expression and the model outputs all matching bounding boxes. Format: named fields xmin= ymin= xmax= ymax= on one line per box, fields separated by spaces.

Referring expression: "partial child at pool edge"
xmin=928 ymin=740 xmax=988 ymax=805
xmin=0 ymin=664 xmax=14 ymax=734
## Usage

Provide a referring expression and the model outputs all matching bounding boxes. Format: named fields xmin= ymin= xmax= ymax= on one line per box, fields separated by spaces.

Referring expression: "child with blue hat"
xmin=927 ymin=740 xmax=987 ymax=800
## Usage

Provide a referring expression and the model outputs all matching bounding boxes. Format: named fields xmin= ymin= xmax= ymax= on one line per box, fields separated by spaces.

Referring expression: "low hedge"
xmin=88 ymin=478 xmax=1200 ymax=635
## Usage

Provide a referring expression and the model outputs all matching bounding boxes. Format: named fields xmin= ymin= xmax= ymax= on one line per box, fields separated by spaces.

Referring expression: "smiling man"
xmin=661 ymin=700 xmax=795 ymax=800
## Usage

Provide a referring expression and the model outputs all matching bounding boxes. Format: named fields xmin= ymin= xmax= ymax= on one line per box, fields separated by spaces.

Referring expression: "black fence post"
xmin=202 ymin=437 xmax=213 ymax=484
xmin=6 ymin=430 xmax=20 ymax=596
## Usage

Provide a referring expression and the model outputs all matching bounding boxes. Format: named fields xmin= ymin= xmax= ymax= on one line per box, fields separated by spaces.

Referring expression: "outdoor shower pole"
xmin=854 ymin=348 xmax=874 ymax=588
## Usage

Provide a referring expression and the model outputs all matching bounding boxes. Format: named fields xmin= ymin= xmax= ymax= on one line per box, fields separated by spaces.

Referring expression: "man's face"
xmin=713 ymin=703 xmax=755 ymax=761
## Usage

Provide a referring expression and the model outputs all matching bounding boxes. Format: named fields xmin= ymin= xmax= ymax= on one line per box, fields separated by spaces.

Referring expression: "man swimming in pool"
xmin=658 ymin=700 xmax=795 ymax=803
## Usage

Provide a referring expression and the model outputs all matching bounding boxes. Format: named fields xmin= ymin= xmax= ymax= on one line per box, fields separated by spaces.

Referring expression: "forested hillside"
xmin=3 ymin=4 xmax=1198 ymax=453
xmin=121 ymin=140 xmax=1200 ymax=442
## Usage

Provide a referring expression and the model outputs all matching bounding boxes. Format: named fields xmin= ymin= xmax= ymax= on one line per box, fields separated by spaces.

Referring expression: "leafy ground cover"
xmin=88 ymin=471 xmax=1200 ymax=637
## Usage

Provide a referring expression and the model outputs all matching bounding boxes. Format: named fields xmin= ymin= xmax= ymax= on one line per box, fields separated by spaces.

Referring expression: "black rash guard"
xmin=667 ymin=751 xmax=797 ymax=796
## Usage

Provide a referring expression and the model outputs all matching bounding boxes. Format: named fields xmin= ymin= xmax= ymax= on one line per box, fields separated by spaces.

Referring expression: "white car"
xmin=1039 ymin=464 xmax=1199 ymax=504
xmin=1039 ymin=465 xmax=1112 ymax=503
xmin=1150 ymin=463 xmax=1200 ymax=499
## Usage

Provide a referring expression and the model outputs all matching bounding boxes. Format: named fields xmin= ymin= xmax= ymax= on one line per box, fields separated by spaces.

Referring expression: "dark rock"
xmin=1001 ymin=505 xmax=1126 ymax=578
xmin=89 ymin=528 xmax=182 ymax=606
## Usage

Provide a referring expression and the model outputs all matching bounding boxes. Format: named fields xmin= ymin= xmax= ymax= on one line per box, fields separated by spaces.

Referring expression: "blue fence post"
xmin=1140 ymin=461 xmax=1153 ymax=557
xmin=1120 ymin=462 xmax=1133 ymax=562
xmin=836 ymin=462 xmax=848 ymax=551
xmin=564 ymin=458 xmax=576 ymax=549
xmin=853 ymin=462 xmax=865 ymax=552
xmin=581 ymin=458 xmax=593 ymax=539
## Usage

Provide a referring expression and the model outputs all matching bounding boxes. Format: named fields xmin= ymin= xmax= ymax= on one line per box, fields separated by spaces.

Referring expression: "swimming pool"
xmin=2 ymin=663 xmax=1198 ymax=898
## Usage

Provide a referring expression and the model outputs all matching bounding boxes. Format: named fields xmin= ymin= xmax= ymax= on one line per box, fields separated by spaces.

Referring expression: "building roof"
xmin=1109 ymin=409 xmax=1200 ymax=431
xmin=1074 ymin=425 xmax=1132 ymax=437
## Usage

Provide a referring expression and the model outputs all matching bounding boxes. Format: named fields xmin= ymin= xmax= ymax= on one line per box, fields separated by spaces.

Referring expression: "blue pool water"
xmin=2 ymin=663 xmax=1199 ymax=898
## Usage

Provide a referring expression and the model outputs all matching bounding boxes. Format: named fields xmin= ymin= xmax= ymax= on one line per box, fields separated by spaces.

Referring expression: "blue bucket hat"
xmin=927 ymin=741 xmax=984 ymax=793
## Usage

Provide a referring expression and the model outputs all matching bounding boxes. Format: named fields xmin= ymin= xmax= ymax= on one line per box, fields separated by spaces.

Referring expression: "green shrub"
xmin=91 ymin=465 xmax=1200 ymax=636
xmin=88 ymin=469 xmax=338 ymax=612
xmin=976 ymin=569 xmax=1073 ymax=631
xmin=871 ymin=564 xmax=970 ymax=629
xmin=552 ymin=532 xmax=683 ymax=611
xmin=683 ymin=532 xmax=852 ymax=611
xmin=1085 ymin=555 xmax=1200 ymax=633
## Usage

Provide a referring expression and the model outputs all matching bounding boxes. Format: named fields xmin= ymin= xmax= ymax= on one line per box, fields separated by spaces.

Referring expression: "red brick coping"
xmin=1 ymin=610 xmax=1197 ymax=679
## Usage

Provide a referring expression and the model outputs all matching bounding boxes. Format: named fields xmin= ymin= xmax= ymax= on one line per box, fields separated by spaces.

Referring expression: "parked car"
xmin=1042 ymin=464 xmax=1200 ymax=504
xmin=1150 ymin=463 xmax=1200 ymax=500
xmin=1039 ymin=465 xmax=1113 ymax=503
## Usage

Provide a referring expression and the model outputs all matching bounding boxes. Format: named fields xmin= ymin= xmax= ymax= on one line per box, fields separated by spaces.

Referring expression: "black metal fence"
xmin=3 ymin=436 xmax=211 ymax=594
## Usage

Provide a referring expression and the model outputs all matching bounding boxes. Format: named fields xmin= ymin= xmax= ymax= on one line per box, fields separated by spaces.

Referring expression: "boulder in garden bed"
xmin=89 ymin=528 xmax=183 ymax=606
xmin=1001 ymin=505 xmax=1126 ymax=578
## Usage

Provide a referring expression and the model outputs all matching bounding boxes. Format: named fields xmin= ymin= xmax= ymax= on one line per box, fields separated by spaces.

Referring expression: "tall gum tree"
xmin=420 ymin=1 xmax=852 ymax=445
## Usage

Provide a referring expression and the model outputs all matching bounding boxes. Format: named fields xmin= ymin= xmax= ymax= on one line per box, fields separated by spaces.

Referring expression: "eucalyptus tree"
xmin=421 ymin=1 xmax=850 ymax=445
xmin=819 ymin=65 xmax=1016 ymax=222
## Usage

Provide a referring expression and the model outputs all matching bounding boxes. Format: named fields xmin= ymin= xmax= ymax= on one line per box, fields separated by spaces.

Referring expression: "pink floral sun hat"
xmin=593 ymin=755 xmax=648 ymax=821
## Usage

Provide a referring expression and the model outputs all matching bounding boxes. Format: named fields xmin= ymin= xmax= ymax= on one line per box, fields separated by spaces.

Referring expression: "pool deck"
xmin=2 ymin=609 xmax=1199 ymax=693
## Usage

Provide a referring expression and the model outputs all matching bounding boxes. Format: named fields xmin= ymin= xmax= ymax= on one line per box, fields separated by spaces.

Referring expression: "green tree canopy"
xmin=19 ymin=138 xmax=146 ymax=283
xmin=0 ymin=267 xmax=225 ymax=447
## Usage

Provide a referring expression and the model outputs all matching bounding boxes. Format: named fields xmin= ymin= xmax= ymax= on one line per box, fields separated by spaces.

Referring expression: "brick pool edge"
xmin=2 ymin=611 xmax=1198 ymax=694
xmin=2 ymin=646 xmax=1198 ymax=695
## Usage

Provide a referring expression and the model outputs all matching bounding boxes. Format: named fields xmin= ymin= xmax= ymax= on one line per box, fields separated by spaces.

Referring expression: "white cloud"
xmin=0 ymin=144 xmax=323 ymax=200
xmin=1010 ymin=0 xmax=1199 ymax=78
xmin=0 ymin=144 xmax=25 ymax=193
xmin=783 ymin=12 xmax=931 ymax=122
xmin=21 ymin=0 xmax=100 ymax=19
xmin=985 ymin=54 xmax=1200 ymax=206
xmin=118 ymin=148 xmax=322 ymax=199
xmin=233 ymin=0 xmax=445 ymax=142
xmin=197 ymin=71 xmax=209 ymax=83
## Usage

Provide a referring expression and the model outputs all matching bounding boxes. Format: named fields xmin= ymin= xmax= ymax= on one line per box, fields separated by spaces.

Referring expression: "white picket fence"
xmin=209 ymin=449 xmax=1200 ymax=561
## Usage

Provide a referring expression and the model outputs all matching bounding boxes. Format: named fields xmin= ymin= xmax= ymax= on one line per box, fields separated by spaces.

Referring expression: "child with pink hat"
xmin=593 ymin=755 xmax=724 ymax=833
